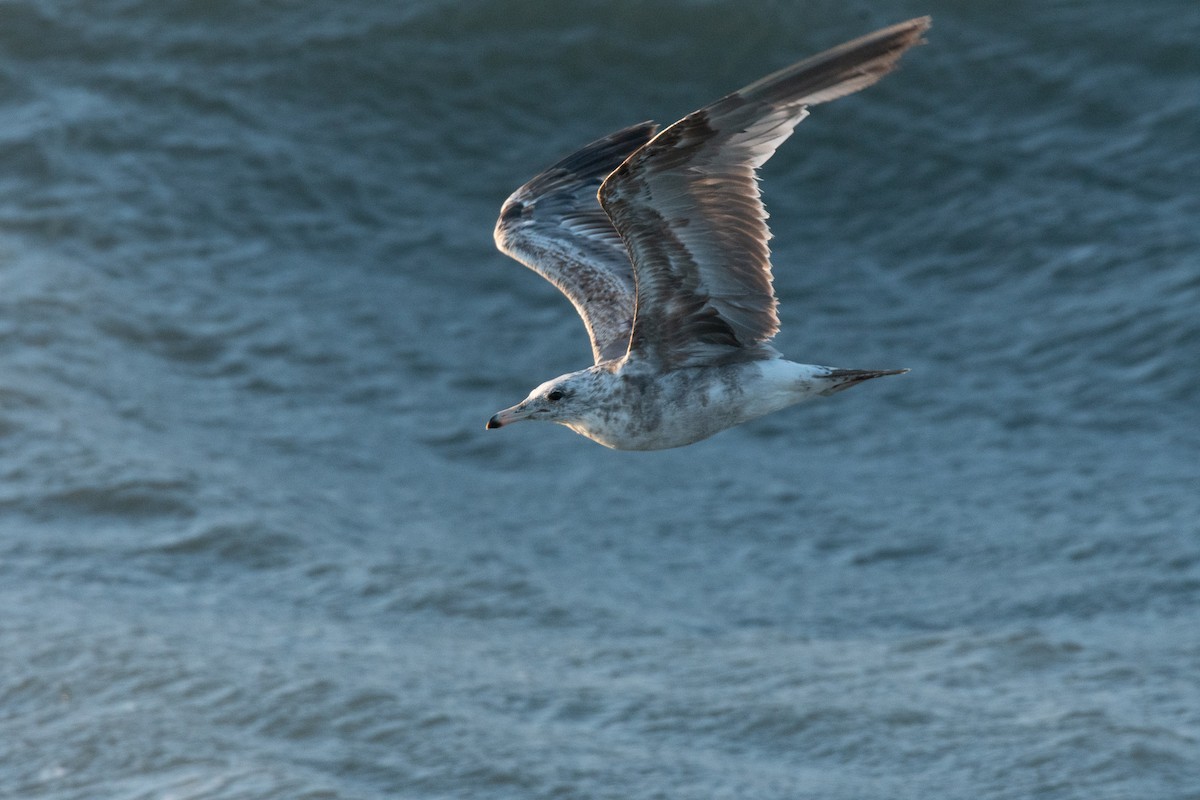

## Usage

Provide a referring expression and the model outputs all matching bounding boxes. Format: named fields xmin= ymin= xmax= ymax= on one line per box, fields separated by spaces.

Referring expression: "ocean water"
xmin=2 ymin=1 xmax=1198 ymax=798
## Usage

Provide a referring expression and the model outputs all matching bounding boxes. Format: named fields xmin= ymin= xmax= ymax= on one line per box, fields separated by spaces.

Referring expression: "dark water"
xmin=2 ymin=1 xmax=1198 ymax=798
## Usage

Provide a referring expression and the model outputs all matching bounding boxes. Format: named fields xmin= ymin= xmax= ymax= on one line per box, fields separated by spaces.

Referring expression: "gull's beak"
xmin=486 ymin=403 xmax=527 ymax=430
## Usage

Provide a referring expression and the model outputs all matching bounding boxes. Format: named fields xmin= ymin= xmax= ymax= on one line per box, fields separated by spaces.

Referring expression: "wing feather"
xmin=599 ymin=17 xmax=930 ymax=366
xmin=494 ymin=122 xmax=658 ymax=363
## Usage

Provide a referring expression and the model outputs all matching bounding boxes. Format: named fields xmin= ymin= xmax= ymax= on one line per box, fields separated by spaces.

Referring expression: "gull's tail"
xmin=819 ymin=368 xmax=909 ymax=396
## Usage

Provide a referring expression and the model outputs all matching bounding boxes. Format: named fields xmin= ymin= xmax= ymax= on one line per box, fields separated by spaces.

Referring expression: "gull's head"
xmin=486 ymin=369 xmax=598 ymax=432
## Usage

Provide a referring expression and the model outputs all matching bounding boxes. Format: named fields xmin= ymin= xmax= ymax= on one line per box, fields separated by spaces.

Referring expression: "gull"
xmin=487 ymin=17 xmax=928 ymax=450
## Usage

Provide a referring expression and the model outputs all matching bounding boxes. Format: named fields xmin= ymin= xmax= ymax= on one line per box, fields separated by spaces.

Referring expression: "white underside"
xmin=571 ymin=358 xmax=835 ymax=450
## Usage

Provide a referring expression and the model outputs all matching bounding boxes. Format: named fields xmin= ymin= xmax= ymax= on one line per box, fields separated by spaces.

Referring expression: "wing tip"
xmin=736 ymin=16 xmax=931 ymax=107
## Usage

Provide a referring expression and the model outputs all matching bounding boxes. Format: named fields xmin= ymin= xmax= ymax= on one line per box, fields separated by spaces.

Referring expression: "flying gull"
xmin=487 ymin=17 xmax=929 ymax=450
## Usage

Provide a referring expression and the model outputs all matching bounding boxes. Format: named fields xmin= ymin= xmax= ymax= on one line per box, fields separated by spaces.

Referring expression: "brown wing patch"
xmin=495 ymin=122 xmax=658 ymax=363
xmin=598 ymin=18 xmax=929 ymax=367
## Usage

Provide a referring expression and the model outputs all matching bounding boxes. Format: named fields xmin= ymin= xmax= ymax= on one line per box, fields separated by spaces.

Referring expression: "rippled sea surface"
xmin=2 ymin=1 xmax=1198 ymax=798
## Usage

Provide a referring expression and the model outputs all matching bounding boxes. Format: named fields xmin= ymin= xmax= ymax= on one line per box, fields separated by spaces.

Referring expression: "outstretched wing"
xmin=599 ymin=17 xmax=930 ymax=366
xmin=495 ymin=122 xmax=659 ymax=363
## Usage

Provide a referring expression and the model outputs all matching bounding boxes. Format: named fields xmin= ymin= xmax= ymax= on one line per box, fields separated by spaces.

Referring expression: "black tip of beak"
xmin=486 ymin=415 xmax=503 ymax=430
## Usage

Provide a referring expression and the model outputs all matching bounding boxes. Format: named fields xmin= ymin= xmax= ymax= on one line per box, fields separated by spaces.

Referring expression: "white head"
xmin=486 ymin=368 xmax=603 ymax=433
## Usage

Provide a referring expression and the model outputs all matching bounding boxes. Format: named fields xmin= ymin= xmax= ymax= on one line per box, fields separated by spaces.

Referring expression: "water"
xmin=1 ymin=1 xmax=1198 ymax=798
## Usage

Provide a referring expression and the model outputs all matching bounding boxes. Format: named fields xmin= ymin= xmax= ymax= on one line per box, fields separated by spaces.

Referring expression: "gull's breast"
xmin=572 ymin=363 xmax=773 ymax=450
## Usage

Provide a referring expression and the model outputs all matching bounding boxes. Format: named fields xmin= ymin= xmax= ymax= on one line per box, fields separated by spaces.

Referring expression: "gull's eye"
xmin=547 ymin=389 xmax=565 ymax=402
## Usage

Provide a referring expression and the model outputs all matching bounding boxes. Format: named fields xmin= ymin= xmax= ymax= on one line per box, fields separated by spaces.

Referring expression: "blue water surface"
xmin=1 ymin=2 xmax=1198 ymax=798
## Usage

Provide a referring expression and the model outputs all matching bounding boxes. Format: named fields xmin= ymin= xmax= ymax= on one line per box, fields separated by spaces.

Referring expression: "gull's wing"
xmin=599 ymin=17 xmax=929 ymax=366
xmin=495 ymin=121 xmax=659 ymax=363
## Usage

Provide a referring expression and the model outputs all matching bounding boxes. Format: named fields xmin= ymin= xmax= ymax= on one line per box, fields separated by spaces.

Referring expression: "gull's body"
xmin=487 ymin=18 xmax=928 ymax=450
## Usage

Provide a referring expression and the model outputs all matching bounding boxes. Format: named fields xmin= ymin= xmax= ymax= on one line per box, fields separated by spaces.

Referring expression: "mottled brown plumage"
xmin=599 ymin=17 xmax=930 ymax=367
xmin=495 ymin=122 xmax=657 ymax=362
